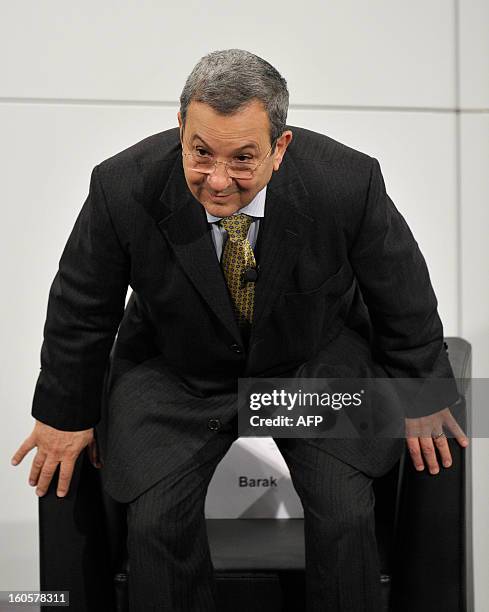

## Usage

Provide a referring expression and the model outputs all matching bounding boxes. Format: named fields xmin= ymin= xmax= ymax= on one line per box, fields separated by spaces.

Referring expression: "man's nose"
xmin=206 ymin=163 xmax=233 ymax=192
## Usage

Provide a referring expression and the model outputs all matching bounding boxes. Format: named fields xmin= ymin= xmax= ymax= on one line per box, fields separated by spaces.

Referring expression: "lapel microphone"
xmin=241 ymin=265 xmax=260 ymax=286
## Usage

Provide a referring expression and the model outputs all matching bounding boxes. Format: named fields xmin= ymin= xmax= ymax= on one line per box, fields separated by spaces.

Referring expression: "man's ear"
xmin=273 ymin=130 xmax=293 ymax=171
xmin=177 ymin=112 xmax=183 ymax=143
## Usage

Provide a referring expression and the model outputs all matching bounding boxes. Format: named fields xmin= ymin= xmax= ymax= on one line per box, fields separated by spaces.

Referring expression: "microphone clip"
xmin=240 ymin=265 xmax=259 ymax=288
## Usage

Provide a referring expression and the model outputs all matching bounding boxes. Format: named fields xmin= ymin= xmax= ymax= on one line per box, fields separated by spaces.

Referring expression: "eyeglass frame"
xmin=181 ymin=140 xmax=276 ymax=179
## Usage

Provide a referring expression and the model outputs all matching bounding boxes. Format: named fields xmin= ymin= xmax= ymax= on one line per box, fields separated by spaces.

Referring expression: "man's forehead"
xmin=184 ymin=101 xmax=271 ymax=146
xmin=191 ymin=133 xmax=259 ymax=151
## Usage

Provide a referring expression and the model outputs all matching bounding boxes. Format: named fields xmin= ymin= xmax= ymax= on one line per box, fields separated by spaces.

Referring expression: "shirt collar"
xmin=204 ymin=185 xmax=267 ymax=223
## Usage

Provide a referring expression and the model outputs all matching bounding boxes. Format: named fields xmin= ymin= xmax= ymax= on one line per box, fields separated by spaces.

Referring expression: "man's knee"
xmin=127 ymin=504 xmax=207 ymax=555
xmin=127 ymin=481 xmax=205 ymax=541
xmin=305 ymin=489 xmax=375 ymax=536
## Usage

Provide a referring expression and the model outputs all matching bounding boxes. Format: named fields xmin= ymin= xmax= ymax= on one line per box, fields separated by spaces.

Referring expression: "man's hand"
xmin=10 ymin=420 xmax=95 ymax=497
xmin=405 ymin=407 xmax=469 ymax=474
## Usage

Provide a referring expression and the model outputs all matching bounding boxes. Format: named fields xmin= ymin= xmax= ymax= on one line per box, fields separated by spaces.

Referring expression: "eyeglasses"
xmin=182 ymin=143 xmax=275 ymax=179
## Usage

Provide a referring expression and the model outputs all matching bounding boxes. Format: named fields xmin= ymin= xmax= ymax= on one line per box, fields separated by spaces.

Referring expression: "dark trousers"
xmin=125 ymin=419 xmax=382 ymax=612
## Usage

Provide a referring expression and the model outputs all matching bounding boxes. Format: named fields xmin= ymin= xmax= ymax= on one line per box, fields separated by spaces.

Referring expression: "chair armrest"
xmin=390 ymin=336 xmax=472 ymax=612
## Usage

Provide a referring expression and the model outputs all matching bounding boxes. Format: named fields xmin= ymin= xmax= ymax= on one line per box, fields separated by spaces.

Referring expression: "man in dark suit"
xmin=12 ymin=49 xmax=468 ymax=611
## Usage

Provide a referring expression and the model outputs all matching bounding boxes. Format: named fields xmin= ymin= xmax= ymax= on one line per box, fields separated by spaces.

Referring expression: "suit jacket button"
xmin=230 ymin=343 xmax=243 ymax=354
xmin=208 ymin=418 xmax=221 ymax=431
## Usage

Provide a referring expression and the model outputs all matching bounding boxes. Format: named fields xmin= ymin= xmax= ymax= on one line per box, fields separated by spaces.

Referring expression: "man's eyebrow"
xmin=191 ymin=135 xmax=259 ymax=153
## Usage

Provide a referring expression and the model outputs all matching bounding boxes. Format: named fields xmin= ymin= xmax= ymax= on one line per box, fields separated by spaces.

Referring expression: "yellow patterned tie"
xmin=219 ymin=214 xmax=256 ymax=329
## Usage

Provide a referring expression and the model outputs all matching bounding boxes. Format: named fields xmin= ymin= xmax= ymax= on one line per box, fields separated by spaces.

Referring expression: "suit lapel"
xmin=251 ymin=154 xmax=313 ymax=339
xmin=154 ymin=157 xmax=242 ymax=343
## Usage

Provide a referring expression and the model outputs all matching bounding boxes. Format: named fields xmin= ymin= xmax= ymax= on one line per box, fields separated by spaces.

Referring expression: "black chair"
xmin=38 ymin=337 xmax=473 ymax=612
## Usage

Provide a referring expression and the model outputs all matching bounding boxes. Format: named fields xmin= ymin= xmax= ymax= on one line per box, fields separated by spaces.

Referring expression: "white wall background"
xmin=1 ymin=0 xmax=487 ymax=608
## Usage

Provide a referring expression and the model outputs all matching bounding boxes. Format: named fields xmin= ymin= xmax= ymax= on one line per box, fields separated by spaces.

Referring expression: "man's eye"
xmin=195 ymin=148 xmax=211 ymax=158
xmin=235 ymin=155 xmax=253 ymax=163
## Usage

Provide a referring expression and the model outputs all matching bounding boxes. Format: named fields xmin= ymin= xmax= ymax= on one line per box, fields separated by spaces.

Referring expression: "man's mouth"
xmin=207 ymin=191 xmax=236 ymax=200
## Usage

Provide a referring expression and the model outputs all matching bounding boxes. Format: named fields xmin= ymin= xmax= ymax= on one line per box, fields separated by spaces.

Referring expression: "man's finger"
xmin=56 ymin=460 xmax=76 ymax=497
xmin=406 ymin=436 xmax=424 ymax=471
xmin=28 ymin=451 xmax=47 ymax=487
xmin=432 ymin=434 xmax=452 ymax=468
xmin=35 ymin=460 xmax=60 ymax=497
xmin=444 ymin=412 xmax=469 ymax=447
xmin=86 ymin=440 xmax=101 ymax=468
xmin=11 ymin=436 xmax=36 ymax=466
xmin=419 ymin=437 xmax=440 ymax=474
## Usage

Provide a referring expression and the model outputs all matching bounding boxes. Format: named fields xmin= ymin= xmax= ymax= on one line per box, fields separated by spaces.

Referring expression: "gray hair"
xmin=179 ymin=49 xmax=289 ymax=145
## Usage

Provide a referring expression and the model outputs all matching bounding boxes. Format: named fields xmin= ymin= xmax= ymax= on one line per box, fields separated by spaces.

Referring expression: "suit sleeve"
xmin=31 ymin=164 xmax=130 ymax=431
xmin=349 ymin=157 xmax=460 ymax=418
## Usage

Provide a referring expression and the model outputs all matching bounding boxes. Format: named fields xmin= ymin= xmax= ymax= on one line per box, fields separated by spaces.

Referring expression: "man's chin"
xmin=200 ymin=197 xmax=244 ymax=218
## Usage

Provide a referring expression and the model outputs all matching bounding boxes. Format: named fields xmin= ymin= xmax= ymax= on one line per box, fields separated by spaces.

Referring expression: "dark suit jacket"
xmin=31 ymin=126 xmax=459 ymax=503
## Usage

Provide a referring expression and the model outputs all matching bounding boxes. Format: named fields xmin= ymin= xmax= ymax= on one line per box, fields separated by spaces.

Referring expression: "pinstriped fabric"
xmin=219 ymin=214 xmax=256 ymax=328
xmin=126 ymin=429 xmax=237 ymax=611
xmin=124 ymin=428 xmax=386 ymax=611
xmin=274 ymin=438 xmax=384 ymax=612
